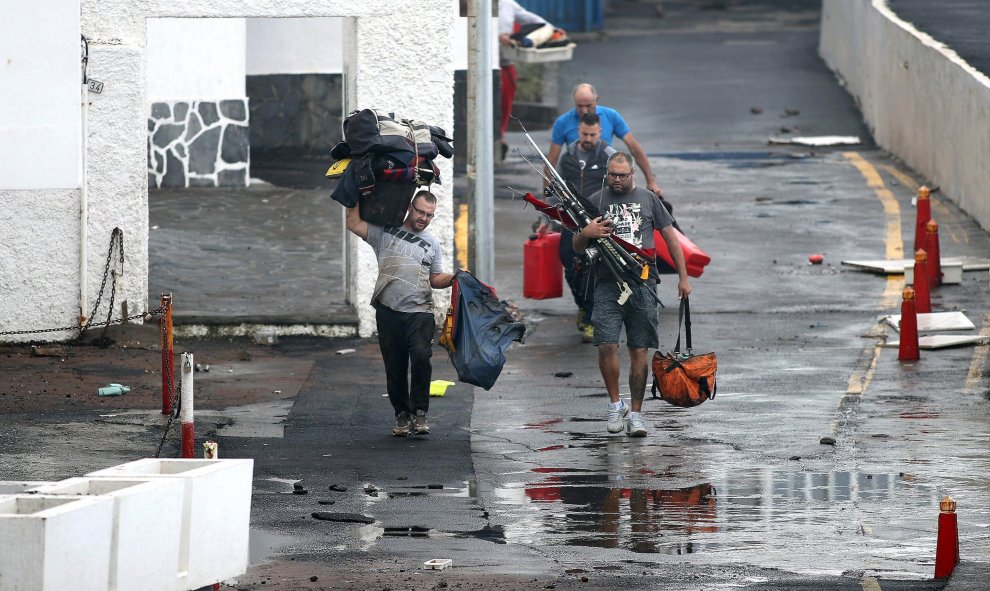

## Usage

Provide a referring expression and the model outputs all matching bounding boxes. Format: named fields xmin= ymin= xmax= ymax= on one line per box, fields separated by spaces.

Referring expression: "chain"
xmin=0 ymin=228 xmax=153 ymax=338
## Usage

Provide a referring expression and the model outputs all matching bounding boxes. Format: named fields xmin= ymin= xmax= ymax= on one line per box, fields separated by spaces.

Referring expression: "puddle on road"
xmin=249 ymin=528 xmax=297 ymax=564
xmin=341 ymin=468 xmax=956 ymax=577
xmin=462 ymin=468 xmax=943 ymax=574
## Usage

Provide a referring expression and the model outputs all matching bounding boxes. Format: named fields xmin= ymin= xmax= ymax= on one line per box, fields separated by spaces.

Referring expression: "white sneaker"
xmin=626 ymin=412 xmax=648 ymax=437
xmin=606 ymin=401 xmax=629 ymax=433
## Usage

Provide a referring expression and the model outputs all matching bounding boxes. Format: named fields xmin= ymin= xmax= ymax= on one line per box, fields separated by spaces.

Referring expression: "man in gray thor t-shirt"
xmin=573 ymin=152 xmax=692 ymax=438
xmin=345 ymin=191 xmax=454 ymax=437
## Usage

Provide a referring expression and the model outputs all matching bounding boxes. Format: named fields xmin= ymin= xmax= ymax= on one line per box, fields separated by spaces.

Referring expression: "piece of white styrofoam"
xmin=87 ymin=458 xmax=254 ymax=590
xmin=883 ymin=334 xmax=989 ymax=349
xmin=30 ymin=477 xmax=184 ymax=591
xmin=883 ymin=312 xmax=976 ymax=333
xmin=905 ymin=262 xmax=963 ymax=285
xmin=0 ymin=495 xmax=114 ymax=591
xmin=841 ymin=257 xmax=990 ymax=274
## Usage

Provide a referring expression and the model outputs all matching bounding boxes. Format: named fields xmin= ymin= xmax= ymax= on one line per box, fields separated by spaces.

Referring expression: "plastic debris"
xmin=430 ymin=380 xmax=455 ymax=397
xmin=424 ymin=559 xmax=453 ymax=570
xmin=336 ymin=348 xmax=356 ymax=355
xmin=97 ymin=383 xmax=130 ymax=396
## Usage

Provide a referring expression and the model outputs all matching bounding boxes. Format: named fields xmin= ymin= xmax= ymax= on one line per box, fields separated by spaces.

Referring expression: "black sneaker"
xmin=411 ymin=410 xmax=430 ymax=435
xmin=393 ymin=412 xmax=410 ymax=437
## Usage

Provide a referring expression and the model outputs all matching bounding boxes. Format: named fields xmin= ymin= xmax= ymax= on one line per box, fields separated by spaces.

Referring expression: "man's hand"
xmin=580 ymin=216 xmax=614 ymax=240
xmin=647 ymin=181 xmax=664 ymax=197
xmin=677 ymin=276 xmax=692 ymax=300
xmin=499 ymin=32 xmax=513 ymax=46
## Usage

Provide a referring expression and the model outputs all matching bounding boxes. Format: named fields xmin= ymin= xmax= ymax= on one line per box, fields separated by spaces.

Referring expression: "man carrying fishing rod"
xmin=519 ymin=129 xmax=692 ymax=436
xmin=572 ymin=152 xmax=692 ymax=437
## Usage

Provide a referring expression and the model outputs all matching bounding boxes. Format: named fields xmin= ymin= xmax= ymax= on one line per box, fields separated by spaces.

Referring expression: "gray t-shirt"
xmin=365 ymin=224 xmax=444 ymax=313
xmin=587 ymin=185 xmax=674 ymax=273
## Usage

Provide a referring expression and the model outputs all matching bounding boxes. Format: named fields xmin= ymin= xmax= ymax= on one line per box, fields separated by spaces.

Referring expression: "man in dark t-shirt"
xmin=573 ymin=153 xmax=692 ymax=438
xmin=345 ymin=191 xmax=454 ymax=437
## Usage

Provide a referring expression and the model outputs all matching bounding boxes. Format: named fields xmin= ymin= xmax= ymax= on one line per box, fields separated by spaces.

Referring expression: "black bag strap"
xmin=673 ymin=296 xmax=692 ymax=355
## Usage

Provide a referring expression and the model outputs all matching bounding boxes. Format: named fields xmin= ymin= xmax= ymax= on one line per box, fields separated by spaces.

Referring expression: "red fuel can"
xmin=523 ymin=232 xmax=563 ymax=299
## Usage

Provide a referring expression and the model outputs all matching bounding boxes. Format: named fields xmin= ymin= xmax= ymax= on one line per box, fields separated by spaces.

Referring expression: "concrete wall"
xmin=0 ymin=0 xmax=83 ymax=342
xmin=0 ymin=0 xmax=454 ymax=342
xmin=820 ymin=0 xmax=990 ymax=231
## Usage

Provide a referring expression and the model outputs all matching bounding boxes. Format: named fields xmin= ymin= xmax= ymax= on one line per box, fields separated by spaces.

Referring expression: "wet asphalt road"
xmin=233 ymin=4 xmax=990 ymax=589
xmin=3 ymin=2 xmax=990 ymax=590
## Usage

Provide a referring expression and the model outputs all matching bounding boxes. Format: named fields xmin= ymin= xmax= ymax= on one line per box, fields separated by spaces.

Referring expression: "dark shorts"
xmin=591 ymin=279 xmax=659 ymax=349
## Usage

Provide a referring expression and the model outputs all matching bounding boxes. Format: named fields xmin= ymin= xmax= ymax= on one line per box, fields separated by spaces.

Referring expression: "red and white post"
xmin=935 ymin=495 xmax=960 ymax=578
xmin=180 ymin=352 xmax=195 ymax=458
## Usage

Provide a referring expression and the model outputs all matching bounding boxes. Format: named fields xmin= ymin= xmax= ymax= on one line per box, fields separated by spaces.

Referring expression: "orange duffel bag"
xmin=651 ymin=297 xmax=717 ymax=408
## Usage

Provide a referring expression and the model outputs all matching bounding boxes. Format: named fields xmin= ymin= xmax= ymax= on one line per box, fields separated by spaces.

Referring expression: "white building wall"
xmin=0 ymin=0 xmax=81 ymax=190
xmin=1 ymin=0 xmax=455 ymax=341
xmin=246 ymin=18 xmax=343 ymax=75
xmin=243 ymin=2 xmax=495 ymax=76
xmin=0 ymin=0 xmax=82 ymax=341
xmin=146 ymin=19 xmax=246 ymax=100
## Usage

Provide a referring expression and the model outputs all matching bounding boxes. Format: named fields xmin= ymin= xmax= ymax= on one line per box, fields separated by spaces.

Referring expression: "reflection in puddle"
xmin=471 ymin=469 xmax=941 ymax=562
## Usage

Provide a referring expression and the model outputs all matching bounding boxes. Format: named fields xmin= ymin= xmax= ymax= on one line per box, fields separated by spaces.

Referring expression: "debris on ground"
xmin=311 ymin=512 xmax=375 ymax=524
xmin=97 ymin=383 xmax=130 ymax=396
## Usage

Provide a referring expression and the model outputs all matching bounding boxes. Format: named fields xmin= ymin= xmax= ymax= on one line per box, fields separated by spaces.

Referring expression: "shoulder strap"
xmin=673 ymin=297 xmax=692 ymax=355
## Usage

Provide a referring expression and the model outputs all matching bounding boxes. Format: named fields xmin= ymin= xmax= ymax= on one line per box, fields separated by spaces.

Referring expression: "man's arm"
xmin=430 ymin=273 xmax=455 ymax=289
xmin=658 ymin=225 xmax=691 ymax=299
xmin=344 ymin=205 xmax=368 ymax=240
xmin=572 ymin=216 xmax=613 ymax=254
xmin=621 ymin=132 xmax=662 ymax=196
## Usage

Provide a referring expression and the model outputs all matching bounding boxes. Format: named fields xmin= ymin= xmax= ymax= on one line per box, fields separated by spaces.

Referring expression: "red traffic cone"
xmin=915 ymin=186 xmax=931 ymax=253
xmin=898 ymin=287 xmax=920 ymax=361
xmin=935 ymin=495 xmax=960 ymax=578
xmin=913 ymin=249 xmax=931 ymax=314
xmin=926 ymin=219 xmax=942 ymax=287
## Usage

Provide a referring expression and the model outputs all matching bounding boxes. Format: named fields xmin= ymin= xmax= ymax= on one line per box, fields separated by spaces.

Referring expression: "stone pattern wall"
xmin=148 ymin=99 xmax=250 ymax=188
xmin=247 ymin=74 xmax=342 ymax=155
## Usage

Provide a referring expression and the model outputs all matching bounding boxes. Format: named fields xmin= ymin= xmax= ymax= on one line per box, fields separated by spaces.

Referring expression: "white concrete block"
xmin=30 ymin=477 xmax=184 ymax=591
xmin=0 ymin=494 xmax=114 ymax=591
xmin=87 ymin=458 xmax=254 ymax=590
xmin=0 ymin=481 xmax=55 ymax=494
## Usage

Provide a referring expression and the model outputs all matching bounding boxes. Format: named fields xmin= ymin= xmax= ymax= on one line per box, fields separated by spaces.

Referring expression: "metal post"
xmin=180 ymin=353 xmax=194 ymax=458
xmin=467 ymin=0 xmax=495 ymax=282
xmin=160 ymin=294 xmax=173 ymax=415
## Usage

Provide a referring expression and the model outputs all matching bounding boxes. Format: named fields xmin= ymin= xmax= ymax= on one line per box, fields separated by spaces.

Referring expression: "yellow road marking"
xmin=861 ymin=575 xmax=883 ymax=591
xmin=829 ymin=153 xmax=906 ymax=435
xmin=965 ymin=313 xmax=990 ymax=394
xmin=877 ymin=162 xmax=965 ymax=244
xmin=456 ymin=203 xmax=469 ymax=271
xmin=843 ymin=152 xmax=904 ymax=308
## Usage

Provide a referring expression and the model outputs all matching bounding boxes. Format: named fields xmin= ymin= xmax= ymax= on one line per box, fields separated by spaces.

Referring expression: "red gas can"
xmin=523 ymin=232 xmax=563 ymax=299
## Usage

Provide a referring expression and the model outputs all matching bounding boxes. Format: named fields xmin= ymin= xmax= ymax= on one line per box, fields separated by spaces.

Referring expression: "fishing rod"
xmin=517 ymin=127 xmax=662 ymax=306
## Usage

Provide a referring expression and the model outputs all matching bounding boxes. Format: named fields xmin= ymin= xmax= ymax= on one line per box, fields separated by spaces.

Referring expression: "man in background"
xmin=546 ymin=83 xmax=664 ymax=198
xmin=498 ymin=0 xmax=560 ymax=159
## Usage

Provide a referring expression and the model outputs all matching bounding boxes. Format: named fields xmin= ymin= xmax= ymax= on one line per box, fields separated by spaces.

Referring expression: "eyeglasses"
xmin=412 ymin=206 xmax=435 ymax=219
xmin=606 ymin=171 xmax=632 ymax=180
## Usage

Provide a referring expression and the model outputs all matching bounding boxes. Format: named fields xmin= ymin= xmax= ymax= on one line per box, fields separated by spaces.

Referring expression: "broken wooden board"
xmin=883 ymin=311 xmax=976 ymax=333
xmin=883 ymin=334 xmax=989 ymax=349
